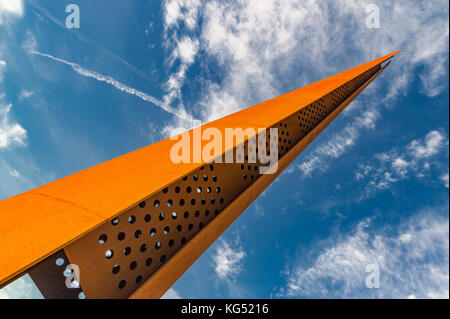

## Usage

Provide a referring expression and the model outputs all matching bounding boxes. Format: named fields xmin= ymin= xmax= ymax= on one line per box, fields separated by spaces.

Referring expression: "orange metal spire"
xmin=0 ymin=51 xmax=400 ymax=298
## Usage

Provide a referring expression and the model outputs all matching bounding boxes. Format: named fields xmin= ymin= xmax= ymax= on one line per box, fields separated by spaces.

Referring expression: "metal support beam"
xmin=0 ymin=51 xmax=400 ymax=298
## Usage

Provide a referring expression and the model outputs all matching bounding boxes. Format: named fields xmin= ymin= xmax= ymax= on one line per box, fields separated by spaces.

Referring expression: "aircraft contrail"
xmin=30 ymin=51 xmax=194 ymax=122
xmin=27 ymin=1 xmax=155 ymax=84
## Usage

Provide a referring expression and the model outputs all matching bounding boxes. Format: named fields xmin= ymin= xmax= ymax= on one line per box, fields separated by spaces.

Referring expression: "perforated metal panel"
xmin=51 ymin=65 xmax=382 ymax=299
xmin=28 ymin=250 xmax=84 ymax=299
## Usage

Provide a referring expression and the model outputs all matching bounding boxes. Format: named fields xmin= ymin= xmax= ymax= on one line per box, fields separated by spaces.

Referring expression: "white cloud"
xmin=161 ymin=288 xmax=182 ymax=299
xmin=175 ymin=36 xmax=200 ymax=65
xmin=18 ymin=89 xmax=34 ymax=100
xmin=212 ymin=238 xmax=247 ymax=280
xmin=9 ymin=168 xmax=19 ymax=177
xmin=0 ymin=60 xmax=6 ymax=82
xmin=278 ymin=208 xmax=449 ymax=298
xmin=0 ymin=100 xmax=27 ymax=148
xmin=0 ymin=275 xmax=42 ymax=299
xmin=22 ymin=31 xmax=37 ymax=52
xmin=159 ymin=0 xmax=448 ymax=162
xmin=355 ymin=130 xmax=448 ymax=198
xmin=298 ymin=110 xmax=379 ymax=176
xmin=408 ymin=130 xmax=446 ymax=159
xmin=196 ymin=0 xmax=448 ymax=122
xmin=161 ymin=1 xmax=203 ymax=136
xmin=441 ymin=173 xmax=449 ymax=188
xmin=164 ymin=0 xmax=200 ymax=31
xmin=0 ymin=0 xmax=23 ymax=25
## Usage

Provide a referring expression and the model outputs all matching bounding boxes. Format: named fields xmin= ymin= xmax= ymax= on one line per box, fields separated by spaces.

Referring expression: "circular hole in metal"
xmin=117 ymin=232 xmax=126 ymax=241
xmin=55 ymin=258 xmax=65 ymax=266
xmin=98 ymin=234 xmax=107 ymax=244
xmin=112 ymin=264 xmax=120 ymax=274
xmin=130 ymin=261 xmax=137 ymax=270
xmin=105 ymin=249 xmax=114 ymax=259
xmin=63 ymin=268 xmax=73 ymax=277
xmin=118 ymin=280 xmax=126 ymax=289
xmin=123 ymin=247 xmax=131 ymax=256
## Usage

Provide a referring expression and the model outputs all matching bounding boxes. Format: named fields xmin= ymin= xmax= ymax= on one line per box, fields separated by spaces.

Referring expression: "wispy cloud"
xmin=277 ymin=207 xmax=449 ymax=298
xmin=355 ymin=130 xmax=448 ymax=198
xmin=212 ymin=238 xmax=247 ymax=280
xmin=0 ymin=0 xmax=23 ymax=25
xmin=0 ymin=99 xmax=27 ymax=148
xmin=18 ymin=88 xmax=34 ymax=101
xmin=441 ymin=173 xmax=449 ymax=188
xmin=0 ymin=275 xmax=42 ymax=299
xmin=27 ymin=1 xmax=156 ymax=84
xmin=9 ymin=168 xmax=19 ymax=177
xmin=164 ymin=0 xmax=200 ymax=31
xmin=161 ymin=288 xmax=182 ymax=299
xmin=298 ymin=110 xmax=379 ymax=177
xmin=161 ymin=0 xmax=201 ymax=136
xmin=162 ymin=0 xmax=448 ymax=171
xmin=29 ymin=50 xmax=194 ymax=122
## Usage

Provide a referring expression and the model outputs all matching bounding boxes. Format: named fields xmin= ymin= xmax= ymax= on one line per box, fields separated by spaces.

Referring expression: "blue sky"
xmin=0 ymin=0 xmax=448 ymax=299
